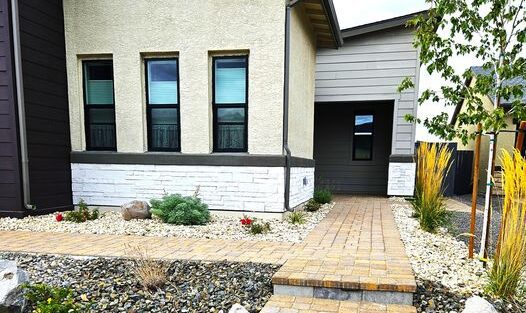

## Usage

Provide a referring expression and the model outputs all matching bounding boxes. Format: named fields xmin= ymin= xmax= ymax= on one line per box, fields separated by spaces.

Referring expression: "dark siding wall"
xmin=0 ymin=0 xmax=24 ymax=215
xmin=314 ymin=101 xmax=394 ymax=195
xmin=19 ymin=0 xmax=72 ymax=212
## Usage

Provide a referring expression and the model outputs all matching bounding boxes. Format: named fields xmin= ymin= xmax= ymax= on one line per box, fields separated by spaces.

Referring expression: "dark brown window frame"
xmin=82 ymin=60 xmax=117 ymax=151
xmin=212 ymin=55 xmax=249 ymax=153
xmin=144 ymin=58 xmax=181 ymax=152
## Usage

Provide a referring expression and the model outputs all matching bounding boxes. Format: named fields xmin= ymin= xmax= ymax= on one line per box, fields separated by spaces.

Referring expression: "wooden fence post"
xmin=469 ymin=123 xmax=482 ymax=258
xmin=515 ymin=121 xmax=526 ymax=151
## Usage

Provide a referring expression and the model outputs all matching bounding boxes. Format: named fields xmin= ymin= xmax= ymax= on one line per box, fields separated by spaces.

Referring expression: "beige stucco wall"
xmin=287 ymin=5 xmax=317 ymax=159
xmin=64 ymin=0 xmax=286 ymax=154
xmin=456 ymin=78 xmax=517 ymax=192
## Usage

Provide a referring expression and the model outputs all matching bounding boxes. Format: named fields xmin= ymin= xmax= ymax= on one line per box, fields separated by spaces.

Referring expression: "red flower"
xmin=240 ymin=217 xmax=253 ymax=226
xmin=56 ymin=213 xmax=63 ymax=222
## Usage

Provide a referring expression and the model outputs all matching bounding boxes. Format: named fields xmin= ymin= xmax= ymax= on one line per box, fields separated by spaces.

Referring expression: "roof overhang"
xmin=341 ymin=10 xmax=428 ymax=39
xmin=301 ymin=0 xmax=343 ymax=48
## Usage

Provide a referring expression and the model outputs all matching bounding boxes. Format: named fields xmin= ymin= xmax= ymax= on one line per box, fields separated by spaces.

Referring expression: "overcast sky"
xmin=332 ymin=0 xmax=456 ymax=141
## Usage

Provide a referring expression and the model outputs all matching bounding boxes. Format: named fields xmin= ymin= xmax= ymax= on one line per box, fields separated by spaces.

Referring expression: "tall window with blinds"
xmin=353 ymin=114 xmax=374 ymax=160
xmin=212 ymin=56 xmax=248 ymax=152
xmin=83 ymin=60 xmax=116 ymax=150
xmin=145 ymin=58 xmax=180 ymax=151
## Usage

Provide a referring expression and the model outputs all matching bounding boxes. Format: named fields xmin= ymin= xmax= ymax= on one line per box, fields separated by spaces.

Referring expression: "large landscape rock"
xmin=228 ymin=304 xmax=249 ymax=313
xmin=0 ymin=260 xmax=28 ymax=313
xmin=121 ymin=200 xmax=151 ymax=221
xmin=462 ymin=296 xmax=497 ymax=313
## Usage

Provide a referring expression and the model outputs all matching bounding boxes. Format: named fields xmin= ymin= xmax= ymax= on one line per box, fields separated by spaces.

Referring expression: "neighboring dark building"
xmin=0 ymin=0 xmax=72 ymax=217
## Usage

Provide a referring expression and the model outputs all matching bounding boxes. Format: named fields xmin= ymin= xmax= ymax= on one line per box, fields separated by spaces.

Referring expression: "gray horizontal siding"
xmin=315 ymin=26 xmax=420 ymax=155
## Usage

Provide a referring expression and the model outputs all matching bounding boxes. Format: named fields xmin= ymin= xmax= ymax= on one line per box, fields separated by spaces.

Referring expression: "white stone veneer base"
xmin=72 ymin=163 xmax=315 ymax=213
xmin=289 ymin=167 xmax=315 ymax=208
xmin=387 ymin=162 xmax=416 ymax=196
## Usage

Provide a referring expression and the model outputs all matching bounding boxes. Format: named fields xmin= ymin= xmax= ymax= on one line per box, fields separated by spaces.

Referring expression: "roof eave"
xmin=320 ymin=0 xmax=343 ymax=47
xmin=341 ymin=9 xmax=429 ymax=39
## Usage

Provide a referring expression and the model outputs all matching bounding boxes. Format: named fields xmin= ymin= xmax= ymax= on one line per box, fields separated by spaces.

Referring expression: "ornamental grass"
xmin=126 ymin=244 xmax=168 ymax=290
xmin=488 ymin=150 xmax=526 ymax=299
xmin=412 ymin=142 xmax=452 ymax=232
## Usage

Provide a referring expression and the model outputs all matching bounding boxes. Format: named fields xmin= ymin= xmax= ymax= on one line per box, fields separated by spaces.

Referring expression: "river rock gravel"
xmin=0 ymin=203 xmax=334 ymax=243
xmin=391 ymin=198 xmax=525 ymax=313
xmin=0 ymin=252 xmax=279 ymax=313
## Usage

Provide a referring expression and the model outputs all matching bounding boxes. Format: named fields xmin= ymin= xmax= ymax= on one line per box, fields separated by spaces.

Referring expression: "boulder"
xmin=228 ymin=304 xmax=249 ymax=313
xmin=462 ymin=296 xmax=497 ymax=313
xmin=121 ymin=200 xmax=151 ymax=221
xmin=0 ymin=260 xmax=28 ymax=313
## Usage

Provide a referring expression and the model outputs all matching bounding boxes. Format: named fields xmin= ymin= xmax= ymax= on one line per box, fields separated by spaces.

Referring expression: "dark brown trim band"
xmin=389 ymin=154 xmax=415 ymax=163
xmin=71 ymin=151 xmax=315 ymax=168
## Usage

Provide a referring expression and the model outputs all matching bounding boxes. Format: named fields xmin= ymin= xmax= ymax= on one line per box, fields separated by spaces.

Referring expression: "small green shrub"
xmin=313 ymin=188 xmax=332 ymax=204
xmin=287 ymin=211 xmax=306 ymax=225
xmin=65 ymin=199 xmax=100 ymax=223
xmin=304 ymin=199 xmax=321 ymax=212
xmin=150 ymin=193 xmax=210 ymax=225
xmin=23 ymin=283 xmax=82 ymax=313
xmin=249 ymin=221 xmax=271 ymax=235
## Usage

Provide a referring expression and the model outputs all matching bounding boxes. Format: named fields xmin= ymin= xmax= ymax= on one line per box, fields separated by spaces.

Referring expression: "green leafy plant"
xmin=286 ymin=211 xmax=306 ymax=225
xmin=304 ymin=199 xmax=321 ymax=212
xmin=412 ymin=142 xmax=452 ymax=232
xmin=249 ymin=221 xmax=270 ymax=235
xmin=23 ymin=283 xmax=82 ymax=313
xmin=150 ymin=193 xmax=210 ymax=225
xmin=399 ymin=1 xmax=526 ymax=144
xmin=64 ymin=199 xmax=100 ymax=223
xmin=313 ymin=188 xmax=332 ymax=204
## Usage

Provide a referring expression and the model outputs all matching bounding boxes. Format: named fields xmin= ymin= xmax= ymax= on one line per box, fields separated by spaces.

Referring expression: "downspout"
xmin=10 ymin=0 xmax=31 ymax=209
xmin=283 ymin=1 xmax=300 ymax=212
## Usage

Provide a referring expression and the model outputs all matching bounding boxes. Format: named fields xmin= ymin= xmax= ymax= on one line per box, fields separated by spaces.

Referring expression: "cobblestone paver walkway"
xmin=273 ymin=196 xmax=416 ymax=293
xmin=0 ymin=196 xmax=416 ymax=312
xmin=0 ymin=231 xmax=294 ymax=264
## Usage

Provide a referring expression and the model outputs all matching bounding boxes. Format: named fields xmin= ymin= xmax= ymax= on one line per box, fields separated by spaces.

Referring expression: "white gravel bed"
xmin=391 ymin=198 xmax=488 ymax=295
xmin=0 ymin=202 xmax=334 ymax=243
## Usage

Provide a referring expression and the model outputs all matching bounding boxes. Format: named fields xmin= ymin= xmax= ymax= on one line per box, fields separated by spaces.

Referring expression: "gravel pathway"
xmin=447 ymin=195 xmax=504 ymax=255
xmin=447 ymin=207 xmax=502 ymax=256
xmin=391 ymin=198 xmax=525 ymax=313
xmin=1 ymin=252 xmax=279 ymax=313
xmin=0 ymin=203 xmax=334 ymax=243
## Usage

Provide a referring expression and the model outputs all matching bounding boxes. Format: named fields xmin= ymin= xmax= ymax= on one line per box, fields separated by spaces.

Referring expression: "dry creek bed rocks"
xmin=0 ymin=252 xmax=279 ymax=313
xmin=0 ymin=203 xmax=334 ymax=243
xmin=391 ymin=198 xmax=525 ymax=313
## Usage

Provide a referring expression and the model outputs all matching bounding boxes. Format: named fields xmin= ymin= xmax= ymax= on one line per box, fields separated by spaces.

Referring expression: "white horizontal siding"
xmin=315 ymin=26 xmax=420 ymax=155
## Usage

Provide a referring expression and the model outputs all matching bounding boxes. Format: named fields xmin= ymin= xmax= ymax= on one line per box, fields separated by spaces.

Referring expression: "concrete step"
xmin=271 ymin=258 xmax=416 ymax=305
xmin=260 ymin=295 xmax=417 ymax=313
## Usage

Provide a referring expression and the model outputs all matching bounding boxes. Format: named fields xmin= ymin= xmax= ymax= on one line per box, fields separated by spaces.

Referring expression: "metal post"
xmin=479 ymin=132 xmax=497 ymax=262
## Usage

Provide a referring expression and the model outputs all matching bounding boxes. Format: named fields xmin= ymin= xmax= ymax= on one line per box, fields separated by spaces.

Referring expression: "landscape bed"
xmin=1 ymin=252 xmax=279 ymax=313
xmin=391 ymin=198 xmax=525 ymax=313
xmin=0 ymin=203 xmax=334 ymax=243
